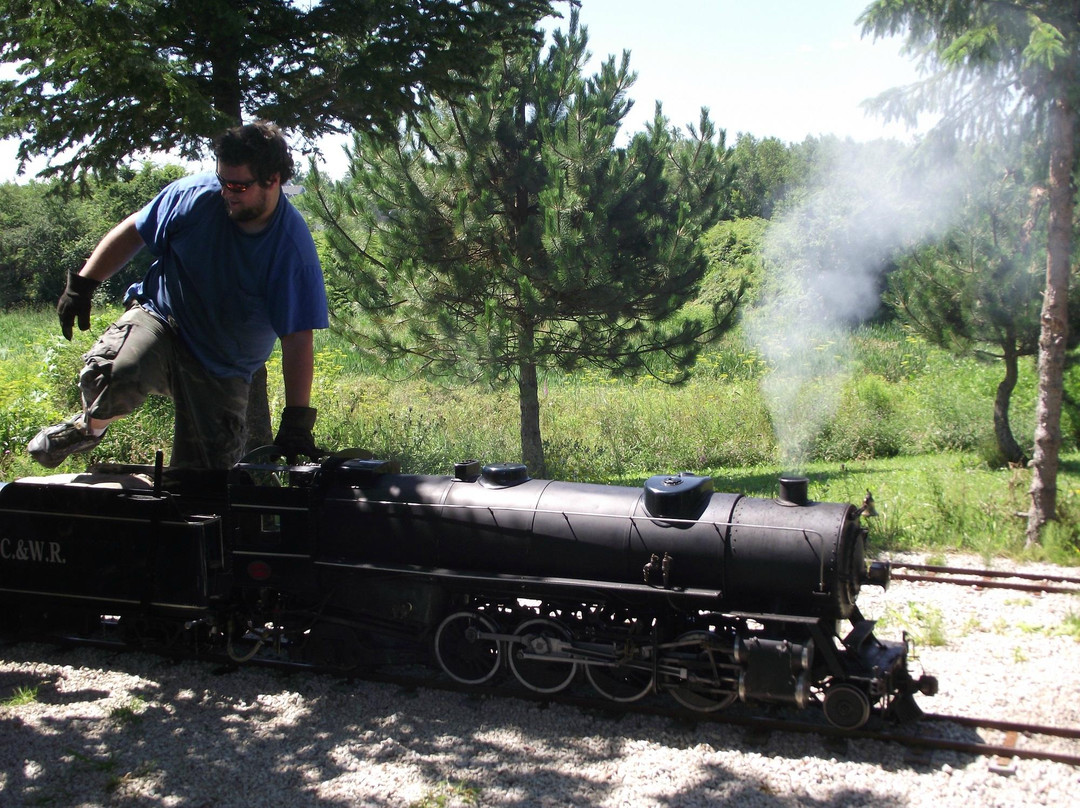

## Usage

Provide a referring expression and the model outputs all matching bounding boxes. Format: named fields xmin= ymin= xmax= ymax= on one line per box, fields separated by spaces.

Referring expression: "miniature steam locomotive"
xmin=0 ymin=449 xmax=936 ymax=729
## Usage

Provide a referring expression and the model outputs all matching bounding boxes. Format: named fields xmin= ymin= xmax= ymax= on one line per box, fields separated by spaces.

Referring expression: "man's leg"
xmin=169 ymin=349 xmax=249 ymax=469
xmin=28 ymin=307 xmax=174 ymax=468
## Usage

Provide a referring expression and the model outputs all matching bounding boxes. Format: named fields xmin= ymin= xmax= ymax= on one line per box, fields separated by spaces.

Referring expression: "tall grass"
xmin=2 ymin=308 xmax=1078 ymax=563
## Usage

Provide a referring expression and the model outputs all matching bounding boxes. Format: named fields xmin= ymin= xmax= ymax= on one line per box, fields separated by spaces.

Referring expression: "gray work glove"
xmin=274 ymin=406 xmax=323 ymax=462
xmin=57 ymin=271 xmax=101 ymax=340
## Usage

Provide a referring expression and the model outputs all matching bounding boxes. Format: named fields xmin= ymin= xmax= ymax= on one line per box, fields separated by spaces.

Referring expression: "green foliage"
xmin=1039 ymin=496 xmax=1080 ymax=566
xmin=805 ymin=453 xmax=1065 ymax=560
xmin=1 ymin=684 xmax=39 ymax=707
xmin=849 ymin=324 xmax=933 ymax=382
xmin=0 ymin=0 xmax=555 ymax=182
xmin=1057 ymin=612 xmax=1080 ymax=641
xmin=700 ymin=217 xmax=767 ymax=308
xmin=689 ymin=332 xmax=770 ymax=382
xmin=108 ymin=696 xmax=147 ymax=726
xmin=859 ymin=1 xmax=1079 ymax=136
xmin=859 ymin=3 xmax=1080 ymax=541
xmin=813 ymin=374 xmax=905 ymax=460
xmin=0 ymin=310 xmax=81 ymax=465
xmin=541 ymin=376 xmax=775 ymax=480
xmin=312 ymin=13 xmax=736 ymax=386
xmin=0 ymin=305 xmax=176 ymax=472
xmin=883 ymin=603 xmax=949 ymax=647
xmin=316 ymin=379 xmax=521 ymax=477
xmin=0 ymin=181 xmax=98 ymax=307
xmin=887 ymin=144 xmax=1048 ymax=358
xmin=882 ymin=142 xmax=1080 ymax=464
xmin=410 ymin=781 xmax=481 ymax=808
xmin=729 ymin=133 xmax=806 ymax=218
xmin=0 ymin=164 xmax=188 ymax=310
xmin=0 ymin=309 xmax=1062 ymax=477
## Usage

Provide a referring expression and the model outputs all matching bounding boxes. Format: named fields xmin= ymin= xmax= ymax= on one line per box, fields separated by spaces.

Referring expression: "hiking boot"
xmin=27 ymin=413 xmax=106 ymax=468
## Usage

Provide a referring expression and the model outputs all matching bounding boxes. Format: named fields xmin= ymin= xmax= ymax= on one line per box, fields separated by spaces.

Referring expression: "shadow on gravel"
xmin=0 ymin=642 xmax=977 ymax=807
xmin=0 ymin=669 xmax=110 ymax=707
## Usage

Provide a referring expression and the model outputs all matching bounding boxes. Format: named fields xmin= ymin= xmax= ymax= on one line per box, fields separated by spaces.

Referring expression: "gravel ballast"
xmin=2 ymin=553 xmax=1079 ymax=807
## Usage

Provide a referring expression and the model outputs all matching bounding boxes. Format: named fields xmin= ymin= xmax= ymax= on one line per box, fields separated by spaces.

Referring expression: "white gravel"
xmin=2 ymin=553 xmax=1079 ymax=807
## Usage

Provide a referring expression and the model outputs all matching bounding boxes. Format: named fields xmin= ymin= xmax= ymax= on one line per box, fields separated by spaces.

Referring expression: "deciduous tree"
xmin=0 ymin=164 xmax=184 ymax=308
xmin=729 ymin=134 xmax=805 ymax=220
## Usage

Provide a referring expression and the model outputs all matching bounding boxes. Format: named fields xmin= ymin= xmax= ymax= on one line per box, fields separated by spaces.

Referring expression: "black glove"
xmin=274 ymin=406 xmax=323 ymax=462
xmin=57 ymin=271 xmax=101 ymax=340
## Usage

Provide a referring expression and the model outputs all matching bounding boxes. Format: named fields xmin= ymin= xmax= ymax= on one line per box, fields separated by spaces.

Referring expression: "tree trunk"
xmin=993 ymin=345 xmax=1026 ymax=465
xmin=1027 ymin=94 xmax=1076 ymax=546
xmin=517 ymin=358 xmax=545 ymax=478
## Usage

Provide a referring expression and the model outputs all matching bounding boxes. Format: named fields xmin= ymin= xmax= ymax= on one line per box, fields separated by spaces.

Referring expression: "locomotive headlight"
xmin=864 ymin=560 xmax=891 ymax=590
xmin=247 ymin=560 xmax=273 ymax=581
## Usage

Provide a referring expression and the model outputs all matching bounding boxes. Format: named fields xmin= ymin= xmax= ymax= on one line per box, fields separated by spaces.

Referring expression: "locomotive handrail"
xmin=801 ymin=530 xmax=827 ymax=592
xmin=314 ymin=559 xmax=725 ymax=599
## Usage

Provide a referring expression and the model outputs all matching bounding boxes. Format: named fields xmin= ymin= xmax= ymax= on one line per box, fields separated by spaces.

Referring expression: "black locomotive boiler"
xmin=0 ymin=450 xmax=937 ymax=729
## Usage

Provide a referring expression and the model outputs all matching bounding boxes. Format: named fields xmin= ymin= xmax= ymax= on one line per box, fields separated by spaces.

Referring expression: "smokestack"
xmin=778 ymin=474 xmax=809 ymax=506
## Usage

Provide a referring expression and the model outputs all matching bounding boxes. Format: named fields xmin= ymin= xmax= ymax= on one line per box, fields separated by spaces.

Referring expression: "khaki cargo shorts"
xmin=79 ymin=305 xmax=250 ymax=469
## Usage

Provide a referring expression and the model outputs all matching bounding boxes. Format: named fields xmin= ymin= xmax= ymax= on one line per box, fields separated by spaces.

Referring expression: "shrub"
xmin=813 ymin=373 xmax=904 ymax=461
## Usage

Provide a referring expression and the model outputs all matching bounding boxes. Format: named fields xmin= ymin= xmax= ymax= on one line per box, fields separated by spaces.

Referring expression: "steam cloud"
xmin=743 ymin=138 xmax=966 ymax=468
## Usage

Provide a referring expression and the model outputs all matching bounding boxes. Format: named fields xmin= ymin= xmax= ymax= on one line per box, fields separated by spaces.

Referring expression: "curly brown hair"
xmin=213 ymin=121 xmax=295 ymax=185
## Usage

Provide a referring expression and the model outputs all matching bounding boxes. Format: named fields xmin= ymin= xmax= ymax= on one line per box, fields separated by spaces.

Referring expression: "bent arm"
xmin=81 ymin=214 xmax=146 ymax=282
xmin=279 ymin=330 xmax=315 ymax=408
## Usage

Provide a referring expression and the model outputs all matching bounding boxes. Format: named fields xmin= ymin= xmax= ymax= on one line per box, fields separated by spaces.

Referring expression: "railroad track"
xmin=354 ymin=665 xmax=1080 ymax=767
xmin=889 ymin=562 xmax=1080 ymax=594
xmin=915 ymin=712 xmax=1080 ymax=768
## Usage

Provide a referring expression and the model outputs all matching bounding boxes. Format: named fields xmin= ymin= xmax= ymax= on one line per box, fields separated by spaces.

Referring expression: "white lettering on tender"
xmin=0 ymin=537 xmax=66 ymax=565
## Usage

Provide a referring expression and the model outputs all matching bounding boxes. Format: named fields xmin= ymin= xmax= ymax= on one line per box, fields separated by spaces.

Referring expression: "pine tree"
xmin=307 ymin=12 xmax=739 ymax=475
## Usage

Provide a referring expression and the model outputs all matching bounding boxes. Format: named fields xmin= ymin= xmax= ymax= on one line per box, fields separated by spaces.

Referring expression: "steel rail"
xmin=921 ymin=712 xmax=1080 ymax=739
xmin=889 ymin=563 xmax=1080 ymax=594
xmin=890 ymin=563 xmax=1080 ymax=585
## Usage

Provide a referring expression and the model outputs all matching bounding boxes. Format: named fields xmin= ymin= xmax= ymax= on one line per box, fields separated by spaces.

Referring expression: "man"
xmin=28 ymin=121 xmax=329 ymax=469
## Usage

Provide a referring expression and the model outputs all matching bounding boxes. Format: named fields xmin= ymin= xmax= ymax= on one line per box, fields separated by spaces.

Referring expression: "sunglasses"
xmin=217 ymin=174 xmax=257 ymax=193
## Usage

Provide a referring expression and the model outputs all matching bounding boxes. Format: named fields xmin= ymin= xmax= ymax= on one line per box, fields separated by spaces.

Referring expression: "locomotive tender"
xmin=0 ymin=449 xmax=936 ymax=729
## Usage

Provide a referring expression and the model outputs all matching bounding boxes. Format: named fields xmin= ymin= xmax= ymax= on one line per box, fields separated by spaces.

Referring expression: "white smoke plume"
xmin=743 ymin=137 xmax=966 ymax=468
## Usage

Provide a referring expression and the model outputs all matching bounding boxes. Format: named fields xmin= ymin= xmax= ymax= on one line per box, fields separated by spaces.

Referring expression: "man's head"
xmin=213 ymin=122 xmax=293 ymax=229
xmin=213 ymin=121 xmax=294 ymax=185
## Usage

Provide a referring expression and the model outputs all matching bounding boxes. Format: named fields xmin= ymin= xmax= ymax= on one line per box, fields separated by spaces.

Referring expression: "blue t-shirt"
xmin=125 ymin=173 xmax=329 ymax=381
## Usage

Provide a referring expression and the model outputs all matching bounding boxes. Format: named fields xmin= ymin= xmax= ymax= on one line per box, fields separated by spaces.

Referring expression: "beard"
xmin=226 ymin=200 xmax=266 ymax=222
xmin=222 ymin=182 xmax=278 ymax=231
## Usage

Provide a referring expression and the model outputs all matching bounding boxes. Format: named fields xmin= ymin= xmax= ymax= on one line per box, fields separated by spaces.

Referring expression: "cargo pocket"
xmin=79 ymin=320 xmax=141 ymax=418
xmin=82 ymin=320 xmax=134 ymax=364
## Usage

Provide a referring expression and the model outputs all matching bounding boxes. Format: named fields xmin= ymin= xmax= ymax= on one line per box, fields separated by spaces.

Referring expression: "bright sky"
xmin=565 ymin=0 xmax=923 ymax=144
xmin=0 ymin=0 xmax=925 ymax=182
